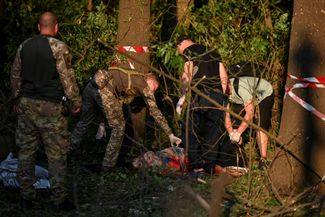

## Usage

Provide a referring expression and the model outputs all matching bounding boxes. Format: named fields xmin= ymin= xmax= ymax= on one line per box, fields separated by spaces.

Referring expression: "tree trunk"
xmin=263 ymin=1 xmax=285 ymax=138
xmin=176 ymin=0 xmax=192 ymax=26
xmin=87 ymin=0 xmax=92 ymax=12
xmin=269 ymin=0 xmax=325 ymax=195
xmin=117 ymin=0 xmax=151 ymax=140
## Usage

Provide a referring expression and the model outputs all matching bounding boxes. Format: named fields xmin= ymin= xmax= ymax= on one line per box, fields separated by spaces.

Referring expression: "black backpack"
xmin=228 ymin=61 xmax=266 ymax=96
xmin=228 ymin=61 xmax=265 ymax=78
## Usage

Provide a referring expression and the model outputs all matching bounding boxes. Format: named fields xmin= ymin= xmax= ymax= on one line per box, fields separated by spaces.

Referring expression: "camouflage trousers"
xmin=99 ymin=85 xmax=125 ymax=168
xmin=16 ymin=97 xmax=69 ymax=204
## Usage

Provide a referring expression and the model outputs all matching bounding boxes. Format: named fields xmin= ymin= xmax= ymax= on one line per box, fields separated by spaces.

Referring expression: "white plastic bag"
xmin=0 ymin=152 xmax=50 ymax=189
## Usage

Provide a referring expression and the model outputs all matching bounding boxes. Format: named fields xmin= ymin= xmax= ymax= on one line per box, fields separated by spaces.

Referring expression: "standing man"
xmin=11 ymin=11 xmax=81 ymax=210
xmin=225 ymin=76 xmax=274 ymax=169
xmin=175 ymin=36 xmax=229 ymax=175
xmin=70 ymin=67 xmax=182 ymax=171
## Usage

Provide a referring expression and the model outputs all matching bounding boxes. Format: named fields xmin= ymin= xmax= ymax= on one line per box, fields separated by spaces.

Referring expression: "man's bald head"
xmin=38 ymin=11 xmax=58 ymax=36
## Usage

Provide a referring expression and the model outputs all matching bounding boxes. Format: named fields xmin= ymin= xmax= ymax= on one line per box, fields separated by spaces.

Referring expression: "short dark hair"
xmin=176 ymin=35 xmax=191 ymax=46
xmin=39 ymin=11 xmax=58 ymax=28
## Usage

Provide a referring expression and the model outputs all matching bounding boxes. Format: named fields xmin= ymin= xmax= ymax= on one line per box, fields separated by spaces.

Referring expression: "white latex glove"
xmin=168 ymin=134 xmax=182 ymax=146
xmin=176 ymin=95 xmax=186 ymax=115
xmin=229 ymin=130 xmax=241 ymax=143
xmin=95 ymin=122 xmax=106 ymax=140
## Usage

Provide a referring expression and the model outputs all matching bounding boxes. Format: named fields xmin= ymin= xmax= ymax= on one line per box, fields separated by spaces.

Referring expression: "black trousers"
xmin=216 ymin=137 xmax=247 ymax=168
xmin=70 ymin=82 xmax=105 ymax=150
xmin=181 ymin=91 xmax=226 ymax=172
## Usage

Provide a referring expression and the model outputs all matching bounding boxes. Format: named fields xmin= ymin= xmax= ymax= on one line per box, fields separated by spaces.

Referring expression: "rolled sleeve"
xmin=143 ymin=86 xmax=173 ymax=136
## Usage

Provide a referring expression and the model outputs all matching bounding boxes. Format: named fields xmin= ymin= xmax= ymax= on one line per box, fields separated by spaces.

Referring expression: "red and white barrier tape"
xmin=287 ymin=74 xmax=325 ymax=84
xmin=116 ymin=46 xmax=149 ymax=53
xmin=112 ymin=46 xmax=149 ymax=69
xmin=285 ymin=74 xmax=325 ymax=121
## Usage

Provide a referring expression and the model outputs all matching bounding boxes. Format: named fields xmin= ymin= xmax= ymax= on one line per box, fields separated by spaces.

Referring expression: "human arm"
xmin=219 ymin=62 xmax=228 ymax=94
xmin=225 ymin=103 xmax=233 ymax=134
xmin=176 ymin=61 xmax=193 ymax=115
xmin=143 ymin=86 xmax=182 ymax=145
xmin=225 ymin=103 xmax=242 ymax=143
xmin=11 ymin=47 xmax=22 ymax=99
xmin=228 ymin=77 xmax=255 ymax=140
xmin=10 ymin=45 xmax=24 ymax=113
xmin=54 ymin=40 xmax=82 ymax=113
xmin=228 ymin=100 xmax=254 ymax=143
xmin=236 ymin=100 xmax=254 ymax=135
xmin=182 ymin=61 xmax=194 ymax=90
xmin=176 ymin=94 xmax=186 ymax=115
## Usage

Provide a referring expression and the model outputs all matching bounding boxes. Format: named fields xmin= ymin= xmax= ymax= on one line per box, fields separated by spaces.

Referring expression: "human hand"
xmin=72 ymin=106 xmax=81 ymax=114
xmin=229 ymin=130 xmax=241 ymax=143
xmin=71 ymin=99 xmax=82 ymax=115
xmin=95 ymin=122 xmax=106 ymax=140
xmin=176 ymin=95 xmax=186 ymax=115
xmin=168 ymin=134 xmax=182 ymax=146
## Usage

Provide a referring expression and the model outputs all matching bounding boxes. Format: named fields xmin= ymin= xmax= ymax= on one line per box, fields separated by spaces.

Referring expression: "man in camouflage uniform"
xmin=70 ymin=66 xmax=182 ymax=170
xmin=11 ymin=11 xmax=81 ymax=210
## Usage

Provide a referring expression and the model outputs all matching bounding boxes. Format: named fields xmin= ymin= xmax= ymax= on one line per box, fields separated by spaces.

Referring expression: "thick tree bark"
xmin=263 ymin=1 xmax=285 ymax=137
xmin=176 ymin=0 xmax=192 ymax=26
xmin=270 ymin=0 xmax=325 ymax=195
xmin=87 ymin=0 xmax=92 ymax=12
xmin=117 ymin=0 xmax=151 ymax=140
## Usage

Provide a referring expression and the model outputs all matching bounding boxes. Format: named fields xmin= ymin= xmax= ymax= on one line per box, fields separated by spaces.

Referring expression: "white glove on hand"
xmin=229 ymin=130 xmax=241 ymax=143
xmin=176 ymin=95 xmax=186 ymax=115
xmin=96 ymin=122 xmax=106 ymax=140
xmin=168 ymin=134 xmax=182 ymax=146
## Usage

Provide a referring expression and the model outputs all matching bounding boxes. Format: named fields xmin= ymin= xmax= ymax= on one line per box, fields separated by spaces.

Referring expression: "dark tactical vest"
xmin=20 ymin=35 xmax=64 ymax=103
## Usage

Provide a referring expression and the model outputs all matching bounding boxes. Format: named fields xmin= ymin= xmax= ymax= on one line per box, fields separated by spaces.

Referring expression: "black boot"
xmin=84 ymin=163 xmax=104 ymax=173
xmin=258 ymin=158 xmax=269 ymax=170
xmin=20 ymin=197 xmax=35 ymax=210
xmin=53 ymin=199 xmax=75 ymax=212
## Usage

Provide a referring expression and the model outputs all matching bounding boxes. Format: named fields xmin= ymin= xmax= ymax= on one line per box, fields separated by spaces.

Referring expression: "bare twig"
xmin=262 ymin=201 xmax=316 ymax=217
xmin=97 ymin=38 xmax=323 ymax=181
xmin=184 ymin=185 xmax=211 ymax=211
xmin=124 ymin=133 xmax=148 ymax=152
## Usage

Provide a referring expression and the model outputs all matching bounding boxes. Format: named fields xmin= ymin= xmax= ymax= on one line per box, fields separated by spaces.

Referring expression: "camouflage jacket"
xmin=11 ymin=35 xmax=81 ymax=107
xmin=94 ymin=68 xmax=173 ymax=136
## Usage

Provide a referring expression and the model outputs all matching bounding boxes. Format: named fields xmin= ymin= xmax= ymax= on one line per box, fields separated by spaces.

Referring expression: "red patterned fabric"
xmin=132 ymin=147 xmax=189 ymax=175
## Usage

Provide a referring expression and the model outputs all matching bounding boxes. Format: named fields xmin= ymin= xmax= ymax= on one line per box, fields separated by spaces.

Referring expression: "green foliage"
xmin=1 ymin=1 xmax=117 ymax=91
xmin=1 ymin=0 xmax=291 ymax=95
xmin=3 ymin=1 xmax=318 ymax=216
xmin=151 ymin=0 xmax=291 ymax=77
xmin=60 ymin=2 xmax=118 ymax=84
